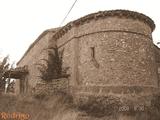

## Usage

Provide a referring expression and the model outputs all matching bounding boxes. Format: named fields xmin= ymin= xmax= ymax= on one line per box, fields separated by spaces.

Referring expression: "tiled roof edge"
xmin=53 ymin=10 xmax=155 ymax=40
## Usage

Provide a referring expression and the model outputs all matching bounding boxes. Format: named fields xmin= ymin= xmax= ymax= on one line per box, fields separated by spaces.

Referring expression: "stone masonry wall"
xmin=34 ymin=78 xmax=69 ymax=96
xmin=56 ymin=28 xmax=75 ymax=86
xmin=154 ymin=45 xmax=160 ymax=87
xmin=52 ymin=10 xmax=159 ymax=114
xmin=16 ymin=29 xmax=57 ymax=94
xmin=55 ymin=12 xmax=158 ymax=97
xmin=16 ymin=10 xmax=160 ymax=120
xmin=17 ymin=10 xmax=159 ymax=97
xmin=78 ymin=31 xmax=156 ymax=86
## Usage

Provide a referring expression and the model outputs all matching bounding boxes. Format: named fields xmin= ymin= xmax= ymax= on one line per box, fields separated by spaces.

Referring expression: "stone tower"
xmin=73 ymin=10 xmax=158 ymax=96
xmin=50 ymin=10 xmax=159 ymax=119
xmin=52 ymin=9 xmax=158 ymax=95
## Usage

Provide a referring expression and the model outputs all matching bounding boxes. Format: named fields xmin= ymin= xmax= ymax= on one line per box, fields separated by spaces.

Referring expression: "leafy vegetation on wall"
xmin=36 ymin=46 xmax=70 ymax=82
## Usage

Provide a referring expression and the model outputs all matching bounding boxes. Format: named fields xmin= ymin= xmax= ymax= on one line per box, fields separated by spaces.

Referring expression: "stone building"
xmin=16 ymin=10 xmax=160 ymax=117
xmin=15 ymin=28 xmax=58 ymax=94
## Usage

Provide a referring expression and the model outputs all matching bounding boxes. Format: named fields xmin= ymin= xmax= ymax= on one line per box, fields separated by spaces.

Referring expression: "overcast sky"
xmin=0 ymin=0 xmax=160 ymax=64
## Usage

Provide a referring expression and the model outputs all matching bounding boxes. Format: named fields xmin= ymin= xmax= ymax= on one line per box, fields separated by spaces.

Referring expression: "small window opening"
xmin=91 ymin=47 xmax=95 ymax=59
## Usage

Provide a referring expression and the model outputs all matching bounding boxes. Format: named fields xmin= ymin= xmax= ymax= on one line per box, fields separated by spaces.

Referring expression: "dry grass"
xmin=0 ymin=94 xmax=159 ymax=120
xmin=0 ymin=94 xmax=78 ymax=120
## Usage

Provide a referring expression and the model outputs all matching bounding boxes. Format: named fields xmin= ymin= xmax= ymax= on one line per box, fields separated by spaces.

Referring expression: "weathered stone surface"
xmin=17 ymin=9 xmax=160 ymax=97
xmin=34 ymin=78 xmax=69 ymax=96
xmin=16 ymin=29 xmax=57 ymax=94
xmin=16 ymin=10 xmax=160 ymax=120
xmin=55 ymin=10 xmax=158 ymax=94
xmin=54 ymin=10 xmax=160 ymax=118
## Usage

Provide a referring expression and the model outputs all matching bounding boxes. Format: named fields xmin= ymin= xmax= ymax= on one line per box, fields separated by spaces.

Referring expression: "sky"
xmin=0 ymin=0 xmax=160 ymax=64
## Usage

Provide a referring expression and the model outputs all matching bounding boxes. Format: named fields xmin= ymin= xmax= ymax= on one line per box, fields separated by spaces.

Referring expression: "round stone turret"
xmin=52 ymin=10 xmax=159 ymax=117
xmin=65 ymin=10 xmax=158 ymax=95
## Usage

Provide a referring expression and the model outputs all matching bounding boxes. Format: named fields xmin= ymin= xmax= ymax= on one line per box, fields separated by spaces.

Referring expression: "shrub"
xmin=0 ymin=56 xmax=11 ymax=93
xmin=36 ymin=46 xmax=70 ymax=82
